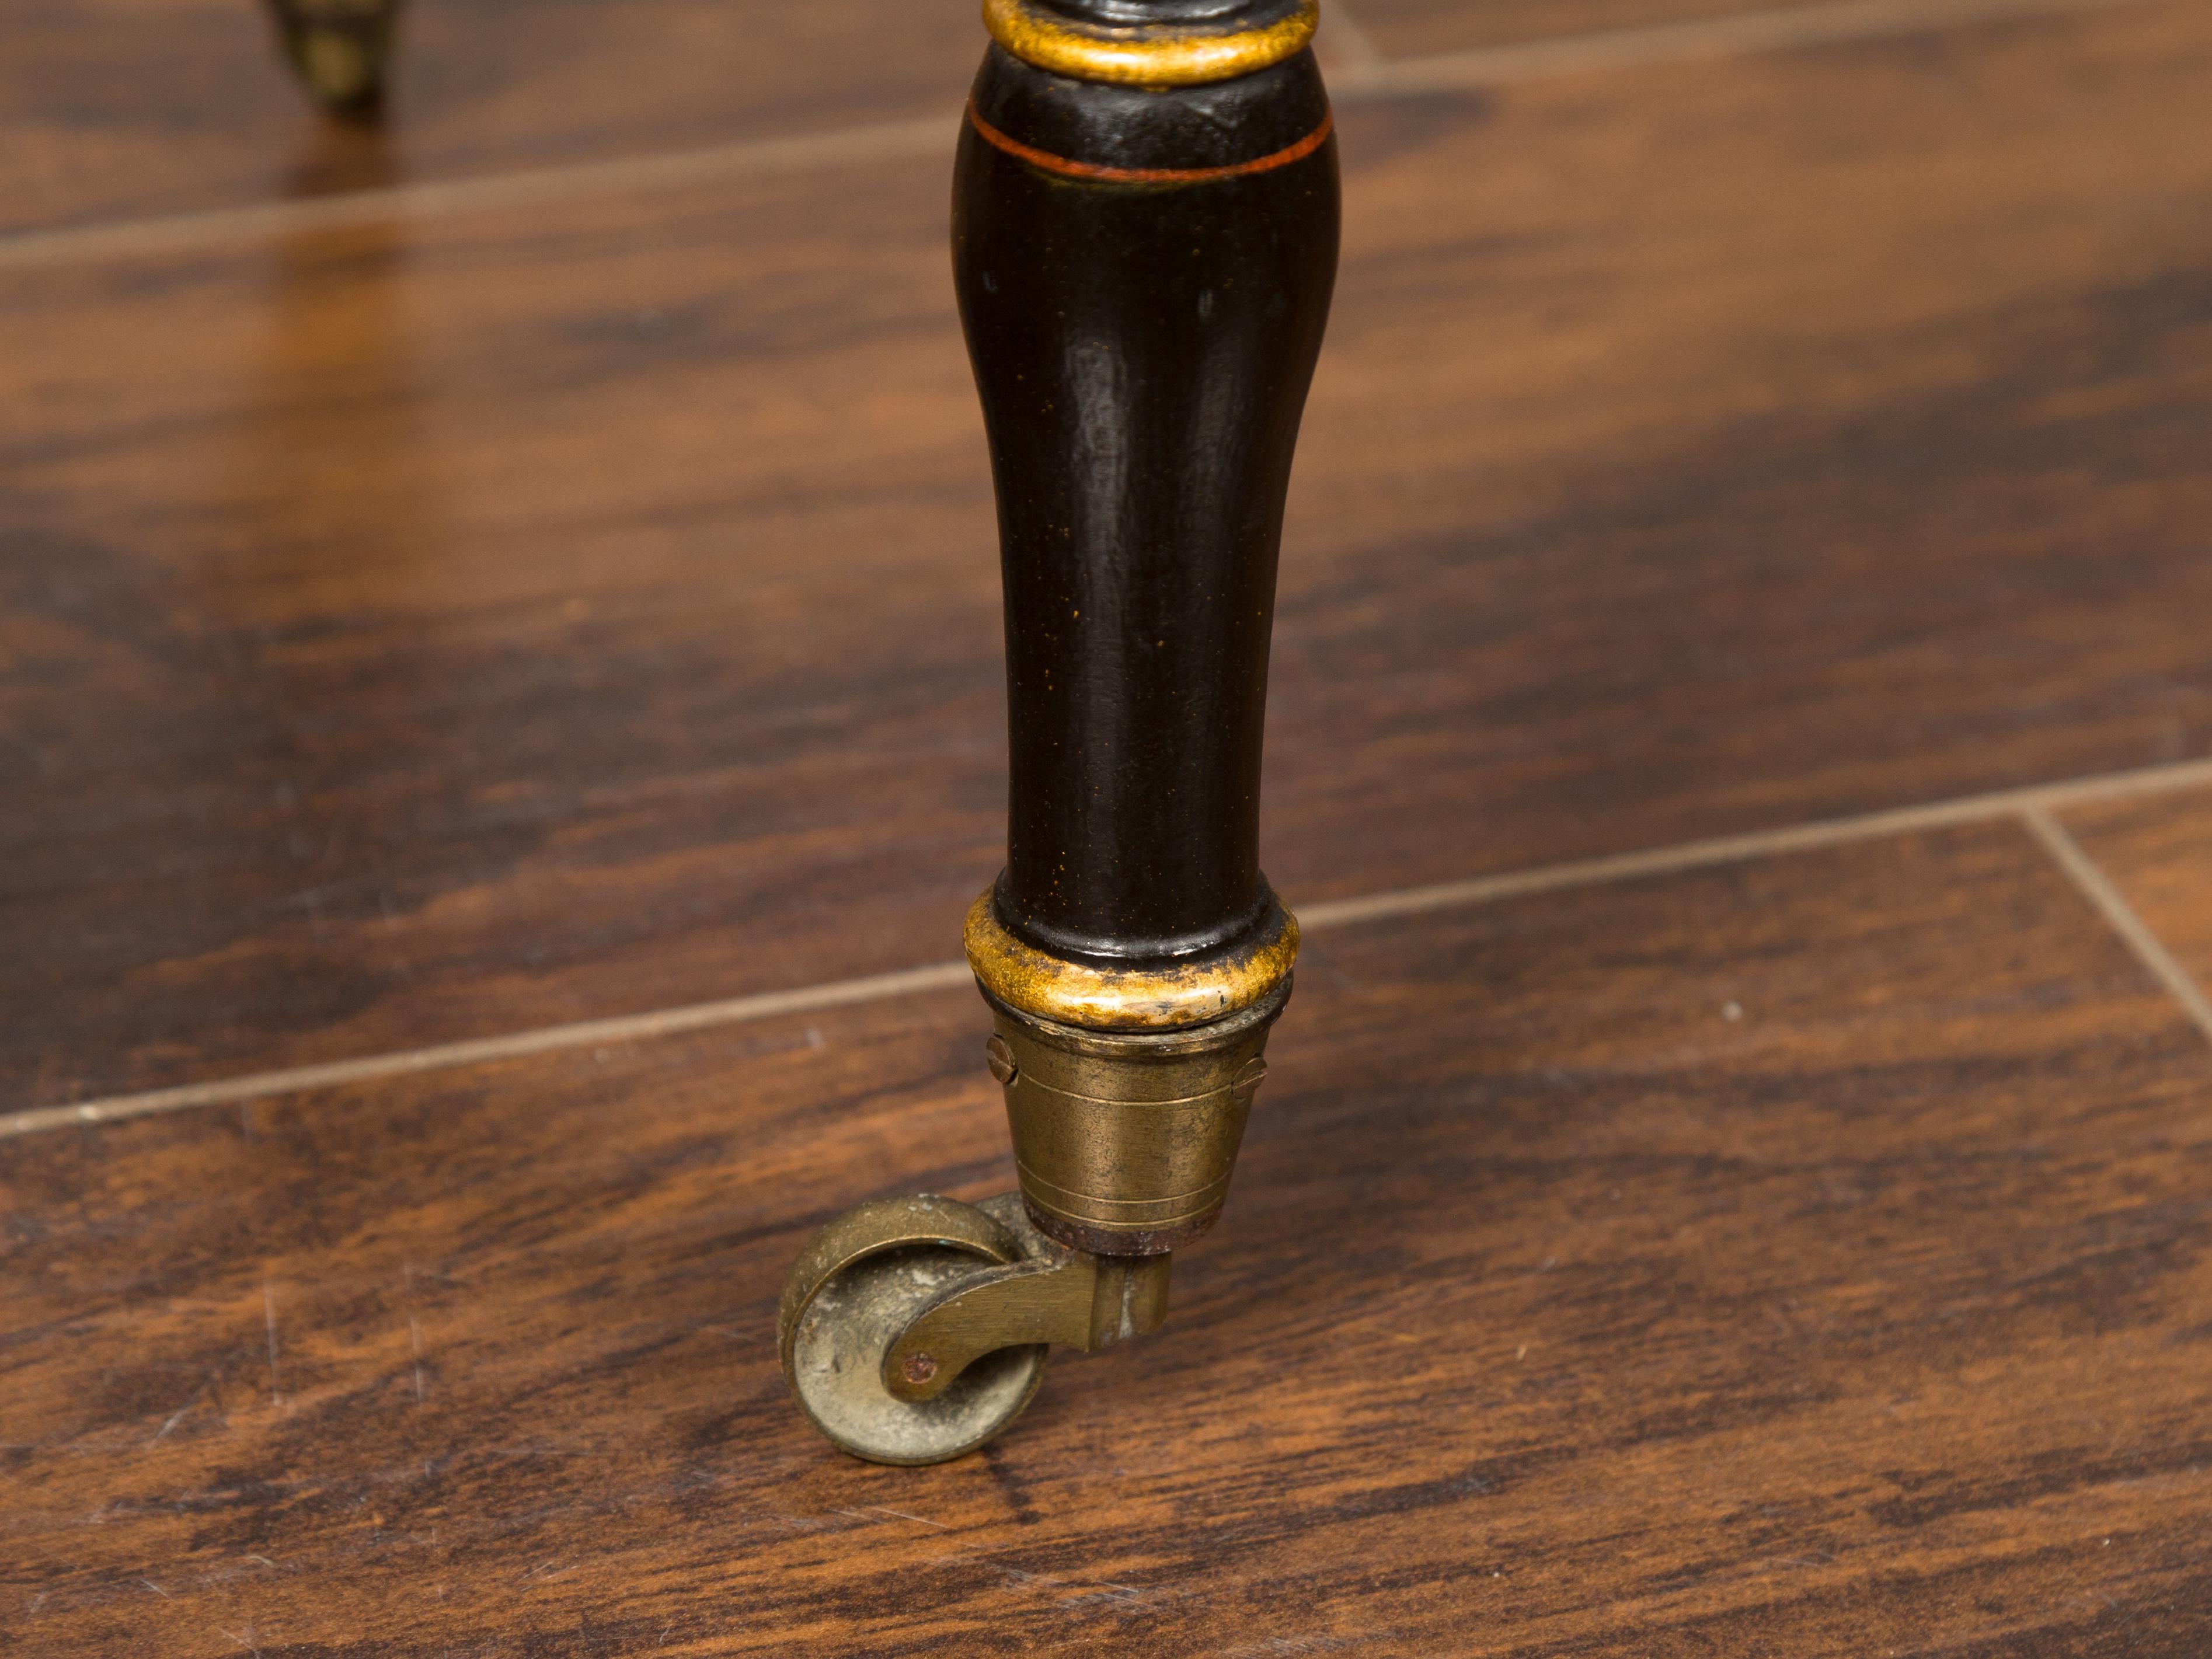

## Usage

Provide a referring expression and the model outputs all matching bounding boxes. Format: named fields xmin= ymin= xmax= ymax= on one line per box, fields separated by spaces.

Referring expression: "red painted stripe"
xmin=967 ymin=102 xmax=1333 ymax=185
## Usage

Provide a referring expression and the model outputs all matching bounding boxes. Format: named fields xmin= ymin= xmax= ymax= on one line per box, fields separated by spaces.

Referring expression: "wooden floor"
xmin=6 ymin=0 xmax=2212 ymax=1653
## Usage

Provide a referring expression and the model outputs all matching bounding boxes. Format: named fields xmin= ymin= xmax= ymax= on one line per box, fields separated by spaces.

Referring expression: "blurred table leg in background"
xmin=264 ymin=0 xmax=403 ymax=116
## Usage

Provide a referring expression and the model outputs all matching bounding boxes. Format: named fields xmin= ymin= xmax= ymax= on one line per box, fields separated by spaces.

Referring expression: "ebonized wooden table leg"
xmin=780 ymin=0 xmax=1337 ymax=1465
xmin=264 ymin=0 xmax=402 ymax=115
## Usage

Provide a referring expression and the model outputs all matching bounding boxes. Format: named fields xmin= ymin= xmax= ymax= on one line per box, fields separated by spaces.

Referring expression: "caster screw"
xmin=901 ymin=1353 xmax=939 ymax=1386
xmin=984 ymin=1036 xmax=1019 ymax=1085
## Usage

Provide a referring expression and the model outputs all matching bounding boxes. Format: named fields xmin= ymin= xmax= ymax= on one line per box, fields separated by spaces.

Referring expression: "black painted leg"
xmin=781 ymin=0 xmax=1337 ymax=1465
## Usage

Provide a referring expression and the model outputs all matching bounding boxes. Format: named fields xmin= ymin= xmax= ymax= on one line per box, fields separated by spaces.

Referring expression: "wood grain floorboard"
xmin=0 ymin=0 xmax=980 ymax=236
xmin=1333 ymin=0 xmax=2154 ymax=89
xmin=6 ymin=2 xmax=2210 ymax=1107
xmin=6 ymin=823 xmax=2210 ymax=1654
xmin=2056 ymin=786 xmax=2212 ymax=1008
xmin=1344 ymin=0 xmax=1870 ymax=58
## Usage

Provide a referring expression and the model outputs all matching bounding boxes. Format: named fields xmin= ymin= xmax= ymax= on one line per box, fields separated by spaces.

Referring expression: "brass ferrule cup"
xmin=983 ymin=982 xmax=1288 ymax=1256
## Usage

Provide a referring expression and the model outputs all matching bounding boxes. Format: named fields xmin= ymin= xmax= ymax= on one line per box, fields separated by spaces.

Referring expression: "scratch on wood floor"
xmin=759 ymin=1511 xmax=847 ymax=1533
xmin=863 ymin=1505 xmax=949 ymax=1529
xmin=149 ymin=1392 xmax=198 ymax=1444
xmin=405 ymin=1262 xmax=430 ymax=1405
xmin=929 ymin=1548 xmax=1158 ymax=1612
xmin=261 ymin=1276 xmax=283 ymax=1409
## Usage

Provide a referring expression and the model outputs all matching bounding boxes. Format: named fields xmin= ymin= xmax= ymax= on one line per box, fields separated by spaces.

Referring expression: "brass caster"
xmin=267 ymin=0 xmax=402 ymax=116
xmin=779 ymin=1192 xmax=1170 ymax=1465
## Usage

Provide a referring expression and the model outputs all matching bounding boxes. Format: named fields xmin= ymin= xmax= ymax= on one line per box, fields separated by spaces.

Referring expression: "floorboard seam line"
xmin=1327 ymin=0 xmax=2148 ymax=96
xmin=2021 ymin=808 xmax=2212 ymax=1048
xmin=1295 ymin=755 xmax=2212 ymax=929
xmin=0 ymin=0 xmax=2151 ymax=273
xmin=0 ymin=117 xmax=957 ymax=273
xmin=0 ymin=963 xmax=976 ymax=1140
xmin=9 ymin=753 xmax=2210 ymax=1141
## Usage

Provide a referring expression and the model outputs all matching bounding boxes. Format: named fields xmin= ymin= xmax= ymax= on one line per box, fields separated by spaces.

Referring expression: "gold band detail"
xmin=981 ymin=0 xmax=1318 ymax=88
xmin=965 ymin=889 xmax=1299 ymax=1030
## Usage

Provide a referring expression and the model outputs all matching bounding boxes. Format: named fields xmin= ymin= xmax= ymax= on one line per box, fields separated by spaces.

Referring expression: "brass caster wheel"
xmin=266 ymin=0 xmax=402 ymax=116
xmin=779 ymin=1194 xmax=1050 ymax=1466
xmin=779 ymin=1192 xmax=1170 ymax=1465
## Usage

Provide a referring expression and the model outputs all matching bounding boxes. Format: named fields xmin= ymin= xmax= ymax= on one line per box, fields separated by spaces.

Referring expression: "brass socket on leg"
xmin=985 ymin=981 xmax=1287 ymax=1256
xmin=778 ymin=897 xmax=1295 ymax=1462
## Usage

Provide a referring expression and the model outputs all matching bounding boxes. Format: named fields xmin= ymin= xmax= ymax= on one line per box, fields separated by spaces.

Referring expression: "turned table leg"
xmin=780 ymin=0 xmax=1337 ymax=1465
xmin=264 ymin=0 xmax=402 ymax=115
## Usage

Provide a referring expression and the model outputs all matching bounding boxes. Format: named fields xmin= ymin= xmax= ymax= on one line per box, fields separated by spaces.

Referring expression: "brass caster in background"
xmin=778 ymin=1193 xmax=1170 ymax=1466
xmin=266 ymin=0 xmax=402 ymax=116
